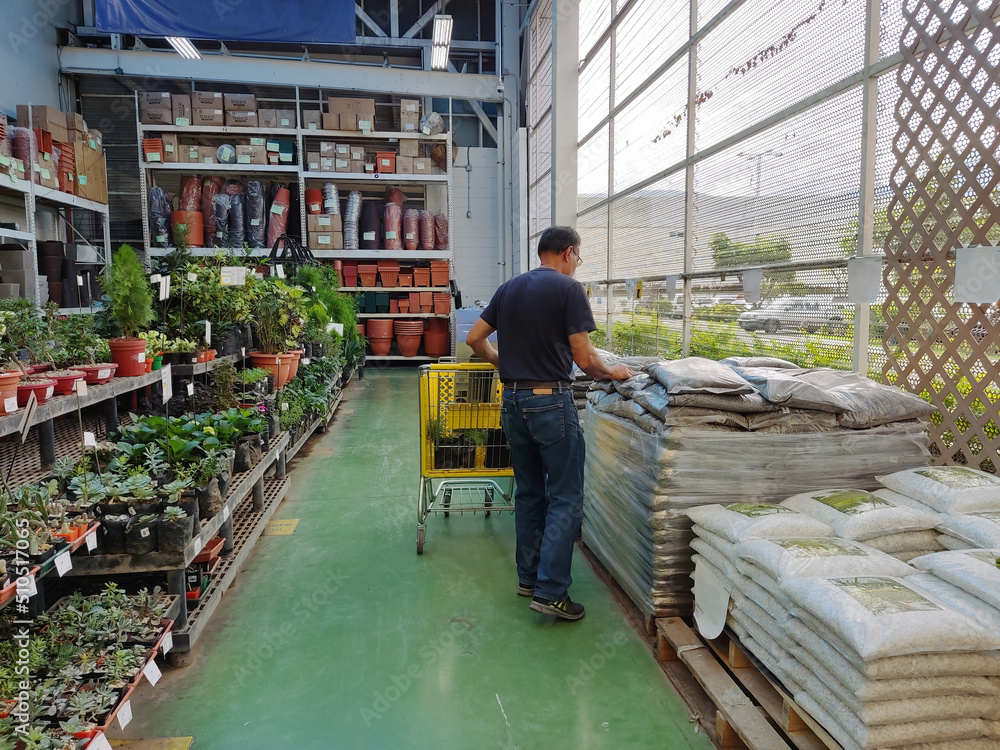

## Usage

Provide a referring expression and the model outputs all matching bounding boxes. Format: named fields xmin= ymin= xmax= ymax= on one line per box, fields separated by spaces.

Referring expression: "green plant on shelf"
xmin=103 ymin=244 xmax=154 ymax=339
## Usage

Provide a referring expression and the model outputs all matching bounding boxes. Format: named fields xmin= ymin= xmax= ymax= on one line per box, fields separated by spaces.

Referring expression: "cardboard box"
xmin=335 ymin=157 xmax=350 ymax=173
xmin=350 ymin=159 xmax=365 ymax=174
xmin=66 ymin=112 xmax=87 ymax=138
xmin=139 ymin=109 xmax=171 ymax=126
xmin=225 ymin=111 xmax=258 ymax=128
xmin=400 ymin=139 xmax=420 ymax=158
xmin=301 ymin=110 xmax=321 ymax=130
xmin=365 ymin=162 xmax=376 ymax=173
xmin=236 ymin=145 xmax=267 ymax=165
xmin=401 ymin=115 xmax=420 ymax=133
xmin=258 ymin=109 xmax=277 ymax=129
xmin=193 ymin=91 xmax=223 ymax=107
xmin=320 ymin=156 xmax=334 ymax=171
xmin=322 ymin=113 xmax=339 ymax=131
xmin=140 ymin=92 xmax=172 ymax=108
xmin=400 ymin=100 xmax=420 ymax=133
xmin=223 ymin=93 xmax=257 ymax=112
xmin=413 ymin=157 xmax=431 ymax=174
xmin=162 ymin=133 xmax=180 ymax=162
xmin=306 ymin=151 xmax=321 ymax=171
xmin=74 ymin=146 xmax=108 ymax=203
xmin=36 ymin=160 xmax=58 ymax=189
xmin=191 ymin=108 xmax=224 ymax=126
xmin=199 ymin=146 xmax=217 ymax=165
xmin=172 ymin=94 xmax=192 ymax=126
xmin=307 ymin=214 xmax=343 ymax=233
xmin=396 ymin=156 xmax=414 ymax=174
xmin=338 ymin=113 xmax=358 ymax=131
xmin=335 ymin=143 xmax=350 ymax=157
xmin=180 ymin=144 xmax=202 ymax=164
xmin=319 ymin=141 xmax=335 ymax=157
xmin=276 ymin=109 xmax=296 ymax=129
xmin=349 ymin=145 xmax=365 ymax=161
xmin=308 ymin=231 xmax=343 ymax=249
xmin=328 ymin=97 xmax=376 ymax=116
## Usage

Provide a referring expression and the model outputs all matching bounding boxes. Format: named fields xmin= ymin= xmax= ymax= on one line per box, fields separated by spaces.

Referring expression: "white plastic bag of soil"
xmin=907 ymin=572 xmax=1000 ymax=632
xmin=782 ymin=576 xmax=1000 ymax=660
xmin=909 ymin=549 xmax=1000 ymax=610
xmin=938 ymin=511 xmax=1000 ymax=549
xmin=877 ymin=466 xmax=1000 ymax=514
xmin=644 ymin=357 xmax=755 ymax=395
xmin=864 ymin=530 xmax=941 ymax=554
xmin=872 ymin=487 xmax=944 ymax=516
xmin=735 ymin=537 xmax=914 ymax=580
xmin=687 ymin=502 xmax=832 ymax=543
xmin=781 ymin=488 xmax=938 ymax=541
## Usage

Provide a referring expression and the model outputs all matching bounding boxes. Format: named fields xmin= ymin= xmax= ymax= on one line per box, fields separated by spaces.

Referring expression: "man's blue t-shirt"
xmin=479 ymin=266 xmax=596 ymax=382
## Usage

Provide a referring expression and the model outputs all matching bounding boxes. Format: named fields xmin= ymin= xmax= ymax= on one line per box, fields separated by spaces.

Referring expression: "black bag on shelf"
xmin=229 ymin=192 xmax=246 ymax=248
xmin=148 ymin=186 xmax=173 ymax=247
xmin=246 ymin=180 xmax=266 ymax=248
xmin=360 ymin=200 xmax=381 ymax=250
xmin=213 ymin=194 xmax=232 ymax=248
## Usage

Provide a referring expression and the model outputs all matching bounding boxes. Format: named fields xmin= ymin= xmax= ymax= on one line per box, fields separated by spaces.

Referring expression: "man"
xmin=466 ymin=226 xmax=633 ymax=621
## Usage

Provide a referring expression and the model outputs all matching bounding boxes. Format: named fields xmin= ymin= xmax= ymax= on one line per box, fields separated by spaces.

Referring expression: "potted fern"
xmin=103 ymin=244 xmax=155 ymax=377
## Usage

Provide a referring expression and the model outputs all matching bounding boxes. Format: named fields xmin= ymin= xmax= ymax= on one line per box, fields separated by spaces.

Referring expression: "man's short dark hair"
xmin=537 ymin=226 xmax=581 ymax=257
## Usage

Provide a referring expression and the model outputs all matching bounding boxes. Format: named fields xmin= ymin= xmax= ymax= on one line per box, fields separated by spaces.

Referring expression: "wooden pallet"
xmin=656 ymin=618 xmax=842 ymax=750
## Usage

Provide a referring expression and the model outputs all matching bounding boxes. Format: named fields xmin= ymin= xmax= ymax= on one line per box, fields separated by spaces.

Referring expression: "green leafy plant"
xmin=103 ymin=244 xmax=155 ymax=339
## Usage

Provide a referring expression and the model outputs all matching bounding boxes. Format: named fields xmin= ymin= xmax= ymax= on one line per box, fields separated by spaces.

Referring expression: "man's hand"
xmin=609 ymin=364 xmax=634 ymax=381
xmin=466 ymin=318 xmax=499 ymax=368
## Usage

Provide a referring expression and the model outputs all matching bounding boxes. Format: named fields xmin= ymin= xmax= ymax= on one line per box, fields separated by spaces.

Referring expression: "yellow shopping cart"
xmin=416 ymin=361 xmax=515 ymax=554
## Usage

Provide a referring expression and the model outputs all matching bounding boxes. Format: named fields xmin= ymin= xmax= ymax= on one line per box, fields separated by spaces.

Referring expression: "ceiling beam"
xmin=58 ymin=46 xmax=505 ymax=102
xmin=390 ymin=0 xmax=400 ymax=37
xmin=403 ymin=0 xmax=449 ymax=39
xmin=448 ymin=62 xmax=498 ymax=143
xmin=355 ymin=5 xmax=387 ymax=37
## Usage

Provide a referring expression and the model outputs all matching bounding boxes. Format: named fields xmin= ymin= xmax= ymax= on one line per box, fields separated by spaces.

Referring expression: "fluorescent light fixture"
xmin=430 ymin=14 xmax=452 ymax=70
xmin=432 ymin=15 xmax=453 ymax=46
xmin=166 ymin=36 xmax=201 ymax=60
xmin=431 ymin=45 xmax=449 ymax=71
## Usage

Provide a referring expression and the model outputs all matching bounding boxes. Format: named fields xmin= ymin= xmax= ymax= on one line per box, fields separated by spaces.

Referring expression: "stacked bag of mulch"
xmin=582 ymin=356 xmax=934 ymax=619
xmin=686 ymin=466 xmax=1000 ymax=750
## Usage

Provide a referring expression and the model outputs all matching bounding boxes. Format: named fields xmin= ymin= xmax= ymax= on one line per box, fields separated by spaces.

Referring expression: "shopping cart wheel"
xmin=484 ymin=487 xmax=494 ymax=517
xmin=442 ymin=488 xmax=451 ymax=518
xmin=417 ymin=526 xmax=425 ymax=554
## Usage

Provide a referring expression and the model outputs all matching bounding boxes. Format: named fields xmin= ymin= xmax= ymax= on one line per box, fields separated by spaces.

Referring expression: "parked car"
xmin=737 ymin=297 xmax=847 ymax=333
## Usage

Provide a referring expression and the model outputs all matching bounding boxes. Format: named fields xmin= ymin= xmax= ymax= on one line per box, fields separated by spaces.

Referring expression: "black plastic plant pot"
xmin=196 ymin=478 xmax=223 ymax=519
xmin=129 ymin=499 xmax=163 ymax=516
xmin=217 ymin=470 xmax=231 ymax=498
xmin=304 ymin=342 xmax=313 ymax=358
xmin=97 ymin=501 xmax=129 ymax=517
xmin=125 ymin=517 xmax=158 ymax=555
xmin=266 ymin=374 xmax=275 ymax=394
xmin=158 ymin=515 xmax=192 ymax=553
xmin=313 ymin=343 xmax=325 ymax=358
xmin=100 ymin=516 xmax=127 ymax=554
xmin=174 ymin=494 xmax=199 ymax=520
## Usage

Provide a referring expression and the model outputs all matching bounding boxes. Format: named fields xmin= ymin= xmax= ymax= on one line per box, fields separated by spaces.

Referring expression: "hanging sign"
xmin=743 ymin=268 xmax=763 ymax=304
xmin=954 ymin=246 xmax=1000 ymax=303
xmin=847 ymin=257 xmax=882 ymax=303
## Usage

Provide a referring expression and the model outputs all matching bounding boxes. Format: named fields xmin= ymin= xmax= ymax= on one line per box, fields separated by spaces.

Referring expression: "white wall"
xmin=0 ymin=0 xmax=81 ymax=117
xmin=452 ymin=146 xmax=503 ymax=306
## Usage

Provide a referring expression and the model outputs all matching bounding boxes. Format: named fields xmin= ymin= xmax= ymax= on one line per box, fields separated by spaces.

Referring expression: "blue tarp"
xmin=96 ymin=0 xmax=356 ymax=44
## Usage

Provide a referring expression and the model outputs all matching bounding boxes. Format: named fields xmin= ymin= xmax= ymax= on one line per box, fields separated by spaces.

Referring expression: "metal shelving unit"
xmin=0 ymin=107 xmax=111 ymax=304
xmin=136 ymin=85 xmax=456 ymax=360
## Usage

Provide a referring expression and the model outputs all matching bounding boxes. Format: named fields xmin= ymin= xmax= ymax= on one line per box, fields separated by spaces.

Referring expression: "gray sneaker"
xmin=529 ymin=596 xmax=585 ymax=620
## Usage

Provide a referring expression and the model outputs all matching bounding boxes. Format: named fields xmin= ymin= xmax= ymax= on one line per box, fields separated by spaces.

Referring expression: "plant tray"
xmin=191 ymin=536 xmax=225 ymax=564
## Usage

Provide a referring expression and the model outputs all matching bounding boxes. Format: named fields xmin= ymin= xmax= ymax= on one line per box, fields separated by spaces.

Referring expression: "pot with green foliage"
xmin=158 ymin=506 xmax=192 ymax=553
xmin=99 ymin=514 xmax=128 ymax=554
xmin=124 ymin=514 xmax=158 ymax=555
xmin=104 ymin=245 xmax=155 ymax=377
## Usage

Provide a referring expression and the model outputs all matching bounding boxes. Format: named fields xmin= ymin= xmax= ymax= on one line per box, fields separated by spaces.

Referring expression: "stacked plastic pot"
xmin=423 ymin=319 xmax=449 ymax=357
xmin=394 ymin=320 xmax=424 ymax=357
xmin=366 ymin=319 xmax=394 ymax=355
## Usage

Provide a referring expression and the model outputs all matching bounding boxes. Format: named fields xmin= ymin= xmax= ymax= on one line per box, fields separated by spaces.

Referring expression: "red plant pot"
xmin=70 ymin=363 xmax=118 ymax=384
xmin=396 ymin=334 xmax=422 ymax=357
xmin=108 ymin=338 xmax=148 ymax=377
xmin=423 ymin=331 xmax=451 ymax=357
xmin=50 ymin=370 xmax=86 ymax=396
xmin=366 ymin=319 xmax=394 ymax=338
xmin=0 ymin=371 xmax=22 ymax=415
xmin=25 ymin=363 xmax=52 ymax=375
xmin=18 ymin=379 xmax=56 ymax=406
xmin=287 ymin=349 xmax=304 ymax=381
xmin=278 ymin=352 xmax=297 ymax=387
xmin=248 ymin=352 xmax=284 ymax=389
xmin=413 ymin=268 xmax=430 ymax=287
xmin=356 ymin=322 xmax=366 ymax=338
xmin=369 ymin=337 xmax=392 ymax=356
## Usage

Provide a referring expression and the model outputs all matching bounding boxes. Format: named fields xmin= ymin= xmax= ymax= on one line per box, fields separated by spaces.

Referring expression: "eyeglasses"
xmin=570 ymin=247 xmax=583 ymax=267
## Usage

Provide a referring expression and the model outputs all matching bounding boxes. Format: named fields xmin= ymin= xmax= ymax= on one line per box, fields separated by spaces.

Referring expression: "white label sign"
xmin=116 ymin=700 xmax=133 ymax=730
xmin=159 ymin=276 xmax=171 ymax=301
xmin=161 ymin=364 xmax=173 ymax=402
xmin=4 ymin=396 xmax=17 ymax=412
xmin=161 ymin=631 xmax=174 ymax=654
xmin=187 ymin=272 xmax=198 ymax=282
xmin=330 ymin=322 xmax=344 ymax=336
xmin=54 ymin=551 xmax=72 ymax=576
xmin=18 ymin=390 xmax=37 ymax=443
xmin=220 ymin=266 xmax=247 ymax=286
xmin=97 ymin=368 xmax=111 ymax=380
xmin=25 ymin=574 xmax=37 ymax=597
xmin=143 ymin=660 xmax=162 ymax=686
xmin=204 ymin=320 xmax=212 ymax=345
xmin=140 ymin=527 xmax=150 ymax=538
xmin=75 ymin=379 xmax=88 ymax=397
xmin=187 ymin=383 xmax=195 ymax=396
xmin=86 ymin=529 xmax=98 ymax=552
xmin=84 ymin=431 xmax=97 ymax=449
xmin=89 ymin=733 xmax=113 ymax=750
xmin=192 ymin=534 xmax=202 ymax=553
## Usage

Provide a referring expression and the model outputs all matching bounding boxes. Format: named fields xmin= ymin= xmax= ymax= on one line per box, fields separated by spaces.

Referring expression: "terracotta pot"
xmin=249 ymin=352 xmax=285 ymax=389
xmin=171 ymin=210 xmax=204 ymax=247
xmin=413 ymin=268 xmax=430 ymax=287
xmin=278 ymin=352 xmax=296 ymax=387
xmin=396 ymin=334 xmax=422 ymax=357
xmin=366 ymin=319 xmax=394 ymax=338
xmin=0 ymin=371 xmax=22 ymax=414
xmin=69 ymin=363 xmax=118 ymax=384
xmin=108 ymin=338 xmax=148 ymax=377
xmin=50 ymin=370 xmax=86 ymax=395
xmin=344 ymin=265 xmax=359 ymax=288
xmin=287 ymin=349 xmax=304 ymax=381
xmin=145 ymin=357 xmax=154 ymax=373
xmin=423 ymin=331 xmax=451 ymax=357
xmin=305 ymin=188 xmax=323 ymax=215
xmin=369 ymin=337 xmax=392 ymax=356
xmin=356 ymin=322 xmax=366 ymax=338
xmin=17 ymin=379 xmax=56 ymax=406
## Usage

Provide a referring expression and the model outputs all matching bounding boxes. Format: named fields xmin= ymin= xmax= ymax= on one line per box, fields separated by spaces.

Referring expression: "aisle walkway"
xmin=122 ymin=370 xmax=711 ymax=750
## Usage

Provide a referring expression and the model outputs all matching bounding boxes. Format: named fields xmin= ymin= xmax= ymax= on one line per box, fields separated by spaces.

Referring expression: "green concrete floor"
xmin=119 ymin=369 xmax=712 ymax=750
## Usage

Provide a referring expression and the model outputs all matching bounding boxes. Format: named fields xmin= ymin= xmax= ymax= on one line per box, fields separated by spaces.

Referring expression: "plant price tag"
xmin=160 ymin=276 xmax=171 ymax=301
xmin=187 ymin=272 xmax=198 ymax=282
xmin=281 ymin=402 xmax=289 ymax=411
xmin=89 ymin=733 xmax=112 ymax=750
xmin=204 ymin=320 xmax=212 ymax=344
xmin=276 ymin=265 xmax=285 ymax=279
xmin=75 ymin=379 xmax=88 ymax=397
xmin=84 ymin=431 xmax=97 ymax=449
xmin=220 ymin=266 xmax=247 ymax=286
xmin=86 ymin=529 xmax=98 ymax=552
xmin=161 ymin=631 xmax=173 ymax=654
xmin=25 ymin=574 xmax=37 ymax=598
xmin=330 ymin=322 xmax=344 ymax=336
xmin=187 ymin=383 xmax=195 ymax=396
xmin=54 ymin=550 xmax=72 ymax=577
xmin=143 ymin=660 xmax=162 ymax=686
xmin=17 ymin=390 xmax=37 ymax=443
xmin=150 ymin=274 xmax=161 ymax=286
xmin=77 ymin=275 xmax=84 ymax=287
xmin=116 ymin=700 xmax=133 ymax=730
xmin=301 ymin=358 xmax=311 ymax=366
xmin=161 ymin=365 xmax=173 ymax=402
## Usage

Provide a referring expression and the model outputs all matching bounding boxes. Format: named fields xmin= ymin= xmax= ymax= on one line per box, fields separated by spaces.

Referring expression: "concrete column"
xmin=551 ymin=0 xmax=580 ymax=227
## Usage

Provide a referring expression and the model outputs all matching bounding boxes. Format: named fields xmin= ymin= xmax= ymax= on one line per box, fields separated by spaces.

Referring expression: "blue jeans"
xmin=500 ymin=388 xmax=585 ymax=601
